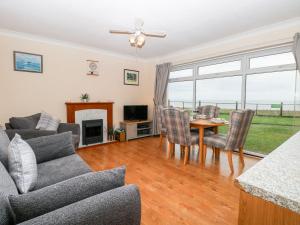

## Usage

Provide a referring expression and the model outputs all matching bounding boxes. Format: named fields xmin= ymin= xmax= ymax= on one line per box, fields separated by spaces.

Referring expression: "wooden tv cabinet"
xmin=120 ymin=120 xmax=153 ymax=141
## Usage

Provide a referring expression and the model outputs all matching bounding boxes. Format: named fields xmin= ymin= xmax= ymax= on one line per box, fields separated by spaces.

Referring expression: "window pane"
xmin=196 ymin=76 xmax=242 ymax=111
xmin=250 ymin=52 xmax=295 ymax=68
xmin=245 ymin=71 xmax=298 ymax=155
xmin=169 ymin=69 xmax=193 ymax=79
xmin=167 ymin=81 xmax=193 ymax=109
xmin=198 ymin=60 xmax=241 ymax=75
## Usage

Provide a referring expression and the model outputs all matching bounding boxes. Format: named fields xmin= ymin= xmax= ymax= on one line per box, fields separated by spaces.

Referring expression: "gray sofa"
xmin=0 ymin=132 xmax=141 ymax=225
xmin=5 ymin=113 xmax=80 ymax=148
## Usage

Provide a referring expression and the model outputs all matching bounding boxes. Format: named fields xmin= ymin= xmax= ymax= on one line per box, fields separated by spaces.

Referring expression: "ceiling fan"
xmin=109 ymin=19 xmax=166 ymax=48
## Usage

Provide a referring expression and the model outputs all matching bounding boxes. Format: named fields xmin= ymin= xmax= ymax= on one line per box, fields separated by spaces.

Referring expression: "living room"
xmin=0 ymin=1 xmax=300 ymax=225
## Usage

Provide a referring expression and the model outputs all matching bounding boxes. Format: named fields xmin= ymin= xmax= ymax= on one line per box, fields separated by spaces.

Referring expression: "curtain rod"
xmin=172 ymin=40 xmax=294 ymax=67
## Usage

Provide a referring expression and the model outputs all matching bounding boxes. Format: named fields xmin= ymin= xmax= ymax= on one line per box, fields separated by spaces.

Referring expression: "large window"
xmin=167 ymin=46 xmax=297 ymax=155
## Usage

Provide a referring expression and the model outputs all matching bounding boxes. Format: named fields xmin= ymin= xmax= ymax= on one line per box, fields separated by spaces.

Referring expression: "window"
xmin=196 ymin=76 xmax=242 ymax=110
xmin=198 ymin=60 xmax=241 ymax=75
xmin=167 ymin=46 xmax=297 ymax=156
xmin=168 ymin=81 xmax=193 ymax=108
xmin=169 ymin=69 xmax=193 ymax=79
xmin=250 ymin=52 xmax=295 ymax=69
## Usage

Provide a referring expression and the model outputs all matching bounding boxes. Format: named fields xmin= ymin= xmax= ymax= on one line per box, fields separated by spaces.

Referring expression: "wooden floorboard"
xmin=77 ymin=136 xmax=259 ymax=225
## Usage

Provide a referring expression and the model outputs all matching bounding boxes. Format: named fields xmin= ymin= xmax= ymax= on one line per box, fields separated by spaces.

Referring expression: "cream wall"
xmin=0 ymin=34 xmax=156 ymax=126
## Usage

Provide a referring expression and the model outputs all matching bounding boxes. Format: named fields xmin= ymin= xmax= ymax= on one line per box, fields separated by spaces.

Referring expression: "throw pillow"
xmin=8 ymin=134 xmax=37 ymax=194
xmin=0 ymin=127 xmax=10 ymax=169
xmin=36 ymin=111 xmax=60 ymax=131
xmin=9 ymin=113 xmax=41 ymax=129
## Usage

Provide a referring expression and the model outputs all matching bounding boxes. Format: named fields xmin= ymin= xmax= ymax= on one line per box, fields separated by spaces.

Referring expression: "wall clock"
xmin=87 ymin=60 xmax=99 ymax=76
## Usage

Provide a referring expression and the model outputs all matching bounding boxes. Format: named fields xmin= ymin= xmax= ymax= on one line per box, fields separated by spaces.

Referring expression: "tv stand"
xmin=120 ymin=120 xmax=153 ymax=141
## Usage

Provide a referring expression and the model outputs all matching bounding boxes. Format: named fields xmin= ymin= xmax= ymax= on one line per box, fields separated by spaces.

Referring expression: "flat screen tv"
xmin=124 ymin=105 xmax=148 ymax=121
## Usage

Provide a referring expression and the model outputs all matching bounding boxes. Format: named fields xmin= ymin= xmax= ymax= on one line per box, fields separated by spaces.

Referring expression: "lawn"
xmin=218 ymin=114 xmax=300 ymax=155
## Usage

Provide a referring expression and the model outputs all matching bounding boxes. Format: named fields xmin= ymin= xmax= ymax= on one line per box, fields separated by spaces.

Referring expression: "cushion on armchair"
xmin=9 ymin=166 xmax=126 ymax=223
xmin=36 ymin=111 xmax=61 ymax=131
xmin=26 ymin=132 xmax=75 ymax=164
xmin=9 ymin=113 xmax=41 ymax=129
xmin=0 ymin=127 xmax=10 ymax=169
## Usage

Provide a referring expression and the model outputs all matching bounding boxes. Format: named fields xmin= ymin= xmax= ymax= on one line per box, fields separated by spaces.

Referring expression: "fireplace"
xmin=82 ymin=119 xmax=103 ymax=145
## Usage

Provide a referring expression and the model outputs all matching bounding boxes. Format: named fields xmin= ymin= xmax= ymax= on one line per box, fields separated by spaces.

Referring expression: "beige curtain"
xmin=153 ymin=63 xmax=171 ymax=134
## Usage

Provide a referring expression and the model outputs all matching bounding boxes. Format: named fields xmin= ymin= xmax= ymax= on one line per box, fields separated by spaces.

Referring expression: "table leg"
xmin=199 ymin=127 xmax=204 ymax=163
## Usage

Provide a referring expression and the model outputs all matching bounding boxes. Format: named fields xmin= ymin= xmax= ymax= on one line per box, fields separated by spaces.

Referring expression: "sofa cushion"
xmin=9 ymin=166 xmax=126 ymax=223
xmin=34 ymin=154 xmax=91 ymax=190
xmin=8 ymin=134 xmax=37 ymax=194
xmin=0 ymin=162 xmax=18 ymax=225
xmin=9 ymin=113 xmax=41 ymax=129
xmin=0 ymin=127 xmax=10 ymax=169
xmin=36 ymin=112 xmax=60 ymax=131
xmin=26 ymin=132 xmax=75 ymax=164
xmin=5 ymin=129 xmax=57 ymax=141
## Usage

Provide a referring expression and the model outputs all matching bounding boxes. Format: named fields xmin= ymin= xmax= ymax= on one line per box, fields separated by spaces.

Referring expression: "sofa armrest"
xmin=57 ymin=123 xmax=80 ymax=135
xmin=5 ymin=123 xmax=13 ymax=129
xmin=9 ymin=166 xmax=126 ymax=223
xmin=5 ymin=129 xmax=56 ymax=140
xmin=18 ymin=184 xmax=141 ymax=225
xmin=26 ymin=132 xmax=75 ymax=164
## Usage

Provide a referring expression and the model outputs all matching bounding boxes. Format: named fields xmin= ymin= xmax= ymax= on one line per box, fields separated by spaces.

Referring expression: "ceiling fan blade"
xmin=142 ymin=32 xmax=167 ymax=38
xmin=109 ymin=30 xmax=135 ymax=35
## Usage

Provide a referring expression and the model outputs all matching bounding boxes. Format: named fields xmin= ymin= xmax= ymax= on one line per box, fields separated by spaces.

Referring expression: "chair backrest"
xmin=157 ymin=105 xmax=166 ymax=131
xmin=163 ymin=108 xmax=192 ymax=146
xmin=225 ymin=110 xmax=254 ymax=150
xmin=197 ymin=105 xmax=220 ymax=118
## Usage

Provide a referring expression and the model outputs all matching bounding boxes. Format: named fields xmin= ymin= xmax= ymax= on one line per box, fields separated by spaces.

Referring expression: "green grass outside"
xmin=218 ymin=114 xmax=300 ymax=155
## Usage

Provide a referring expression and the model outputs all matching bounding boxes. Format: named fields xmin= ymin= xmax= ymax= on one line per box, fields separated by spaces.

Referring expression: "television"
xmin=124 ymin=105 xmax=148 ymax=121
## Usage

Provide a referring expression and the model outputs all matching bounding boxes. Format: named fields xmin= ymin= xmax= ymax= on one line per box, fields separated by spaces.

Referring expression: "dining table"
xmin=190 ymin=119 xmax=227 ymax=163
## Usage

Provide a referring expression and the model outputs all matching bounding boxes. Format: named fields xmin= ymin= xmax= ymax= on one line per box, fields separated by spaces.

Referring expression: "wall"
xmin=0 ymin=34 xmax=156 ymax=126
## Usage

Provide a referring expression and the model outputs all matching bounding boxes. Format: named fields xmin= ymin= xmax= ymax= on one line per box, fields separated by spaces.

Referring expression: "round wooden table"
xmin=190 ymin=119 xmax=226 ymax=163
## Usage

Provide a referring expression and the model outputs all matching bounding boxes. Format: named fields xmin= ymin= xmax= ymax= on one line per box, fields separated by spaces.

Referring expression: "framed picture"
xmin=124 ymin=69 xmax=139 ymax=85
xmin=13 ymin=51 xmax=43 ymax=73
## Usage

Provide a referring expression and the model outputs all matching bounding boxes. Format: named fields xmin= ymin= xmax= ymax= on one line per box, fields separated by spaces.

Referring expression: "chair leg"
xmin=239 ymin=147 xmax=245 ymax=166
xmin=215 ymin=148 xmax=220 ymax=159
xmin=168 ymin=142 xmax=173 ymax=158
xmin=227 ymin=150 xmax=234 ymax=173
xmin=203 ymin=144 xmax=207 ymax=163
xmin=159 ymin=133 xmax=163 ymax=147
xmin=180 ymin=145 xmax=184 ymax=157
xmin=184 ymin=146 xmax=189 ymax=165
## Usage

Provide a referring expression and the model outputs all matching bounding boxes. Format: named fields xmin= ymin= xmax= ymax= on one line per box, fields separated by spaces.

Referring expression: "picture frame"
xmin=124 ymin=69 xmax=139 ymax=86
xmin=13 ymin=51 xmax=43 ymax=73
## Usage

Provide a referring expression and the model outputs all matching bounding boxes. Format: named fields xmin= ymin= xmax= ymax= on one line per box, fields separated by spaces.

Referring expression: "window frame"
xmin=168 ymin=45 xmax=296 ymax=110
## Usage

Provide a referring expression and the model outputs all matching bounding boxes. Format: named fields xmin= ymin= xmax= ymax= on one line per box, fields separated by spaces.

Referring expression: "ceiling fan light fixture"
xmin=136 ymin=34 xmax=145 ymax=47
xmin=129 ymin=35 xmax=136 ymax=45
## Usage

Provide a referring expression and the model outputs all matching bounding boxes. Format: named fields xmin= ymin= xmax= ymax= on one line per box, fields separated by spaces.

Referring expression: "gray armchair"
xmin=4 ymin=113 xmax=80 ymax=148
xmin=0 ymin=131 xmax=141 ymax=225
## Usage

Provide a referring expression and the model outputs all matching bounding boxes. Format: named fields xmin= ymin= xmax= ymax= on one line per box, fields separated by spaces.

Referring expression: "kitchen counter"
xmin=236 ymin=131 xmax=300 ymax=214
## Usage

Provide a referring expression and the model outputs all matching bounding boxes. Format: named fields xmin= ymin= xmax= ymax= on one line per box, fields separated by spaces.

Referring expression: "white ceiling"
xmin=0 ymin=0 xmax=299 ymax=58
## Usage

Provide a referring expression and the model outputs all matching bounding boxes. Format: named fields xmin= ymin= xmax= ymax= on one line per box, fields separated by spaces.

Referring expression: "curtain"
xmin=153 ymin=62 xmax=172 ymax=134
xmin=293 ymin=33 xmax=300 ymax=71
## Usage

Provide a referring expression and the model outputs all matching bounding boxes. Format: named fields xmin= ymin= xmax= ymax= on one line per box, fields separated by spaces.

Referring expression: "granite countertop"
xmin=236 ymin=131 xmax=300 ymax=214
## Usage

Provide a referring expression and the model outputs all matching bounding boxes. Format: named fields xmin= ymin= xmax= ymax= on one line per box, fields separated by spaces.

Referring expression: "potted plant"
xmin=108 ymin=127 xmax=115 ymax=141
xmin=80 ymin=93 xmax=89 ymax=102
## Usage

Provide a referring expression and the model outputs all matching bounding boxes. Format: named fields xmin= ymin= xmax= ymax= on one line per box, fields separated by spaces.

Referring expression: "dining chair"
xmin=163 ymin=108 xmax=199 ymax=165
xmin=197 ymin=105 xmax=220 ymax=118
xmin=157 ymin=105 xmax=167 ymax=147
xmin=203 ymin=109 xmax=254 ymax=173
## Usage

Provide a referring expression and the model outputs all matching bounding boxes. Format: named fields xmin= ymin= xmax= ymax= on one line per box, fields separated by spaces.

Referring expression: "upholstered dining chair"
xmin=203 ymin=109 xmax=254 ymax=173
xmin=157 ymin=105 xmax=167 ymax=147
xmin=197 ymin=105 xmax=220 ymax=118
xmin=163 ymin=108 xmax=199 ymax=165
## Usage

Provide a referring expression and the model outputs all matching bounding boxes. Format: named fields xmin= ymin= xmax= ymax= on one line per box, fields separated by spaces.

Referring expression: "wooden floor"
xmin=77 ymin=136 xmax=259 ymax=225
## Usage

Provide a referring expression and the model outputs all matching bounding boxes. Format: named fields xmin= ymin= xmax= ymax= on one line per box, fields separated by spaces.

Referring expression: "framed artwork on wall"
xmin=13 ymin=51 xmax=43 ymax=73
xmin=124 ymin=69 xmax=139 ymax=86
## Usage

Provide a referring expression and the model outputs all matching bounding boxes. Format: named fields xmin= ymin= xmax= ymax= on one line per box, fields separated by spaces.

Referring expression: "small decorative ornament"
xmin=124 ymin=69 xmax=139 ymax=86
xmin=80 ymin=93 xmax=89 ymax=102
xmin=86 ymin=60 xmax=99 ymax=76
